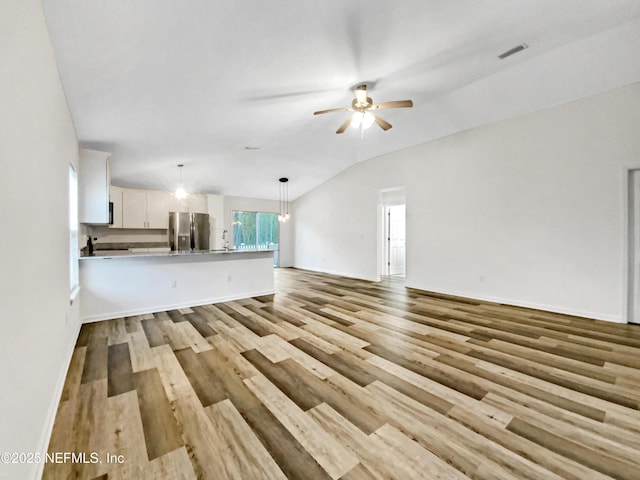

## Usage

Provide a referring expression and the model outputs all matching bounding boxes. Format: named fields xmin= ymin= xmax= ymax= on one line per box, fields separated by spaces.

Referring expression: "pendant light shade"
xmin=278 ymin=177 xmax=290 ymax=222
xmin=175 ymin=164 xmax=187 ymax=199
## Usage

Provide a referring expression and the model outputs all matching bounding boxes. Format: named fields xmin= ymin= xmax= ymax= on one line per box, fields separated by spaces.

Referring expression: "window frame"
xmin=232 ymin=210 xmax=280 ymax=267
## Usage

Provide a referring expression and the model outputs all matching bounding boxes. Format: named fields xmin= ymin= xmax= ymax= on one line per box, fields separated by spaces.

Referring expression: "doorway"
xmin=379 ymin=187 xmax=406 ymax=280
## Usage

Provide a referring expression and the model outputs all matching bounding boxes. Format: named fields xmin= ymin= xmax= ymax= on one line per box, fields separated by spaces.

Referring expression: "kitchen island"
xmin=79 ymin=249 xmax=275 ymax=322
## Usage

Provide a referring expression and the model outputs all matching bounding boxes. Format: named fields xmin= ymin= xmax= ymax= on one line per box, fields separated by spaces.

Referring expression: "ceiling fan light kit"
xmin=313 ymin=84 xmax=413 ymax=134
xmin=351 ymin=111 xmax=375 ymax=130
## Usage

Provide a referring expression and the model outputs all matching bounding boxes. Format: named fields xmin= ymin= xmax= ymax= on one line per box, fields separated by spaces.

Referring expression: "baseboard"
xmin=81 ymin=289 xmax=276 ymax=323
xmin=405 ymin=281 xmax=623 ymax=323
xmin=33 ymin=319 xmax=81 ymax=480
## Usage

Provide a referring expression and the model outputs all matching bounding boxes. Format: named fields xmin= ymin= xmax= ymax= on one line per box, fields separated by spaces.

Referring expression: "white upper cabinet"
xmin=146 ymin=190 xmax=170 ymax=228
xmin=122 ymin=188 xmax=170 ymax=229
xmin=79 ymin=149 xmax=111 ymax=224
xmin=122 ymin=189 xmax=147 ymax=228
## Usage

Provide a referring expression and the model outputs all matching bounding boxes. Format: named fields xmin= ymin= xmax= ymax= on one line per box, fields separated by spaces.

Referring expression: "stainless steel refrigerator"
xmin=168 ymin=212 xmax=210 ymax=251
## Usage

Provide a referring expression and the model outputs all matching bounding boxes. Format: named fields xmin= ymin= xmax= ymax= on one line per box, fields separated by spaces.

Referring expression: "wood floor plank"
xmin=174 ymin=347 xmax=227 ymax=407
xmin=60 ymin=346 xmax=86 ymax=403
xmin=141 ymin=317 xmax=169 ymax=348
xmin=81 ymin=335 xmax=108 ymax=384
xmin=100 ymin=389 xmax=148 ymax=479
xmin=124 ymin=315 xmax=142 ymax=333
xmin=151 ymin=344 xmax=195 ymax=401
xmin=183 ymin=309 xmax=218 ymax=338
xmin=241 ymin=349 xmax=325 ymax=411
xmin=107 ymin=342 xmax=134 ymax=397
xmin=128 ymin=330 xmax=156 ymax=372
xmin=134 ymin=368 xmax=183 ymax=461
xmin=144 ymin=446 xmax=197 ymax=480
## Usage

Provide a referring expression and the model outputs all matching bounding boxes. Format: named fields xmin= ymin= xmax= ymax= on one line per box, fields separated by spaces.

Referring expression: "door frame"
xmin=377 ymin=187 xmax=406 ymax=280
xmin=624 ymin=167 xmax=640 ymax=324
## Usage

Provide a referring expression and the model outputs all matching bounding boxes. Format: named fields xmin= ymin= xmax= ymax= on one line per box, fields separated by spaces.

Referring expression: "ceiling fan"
xmin=313 ymin=84 xmax=413 ymax=134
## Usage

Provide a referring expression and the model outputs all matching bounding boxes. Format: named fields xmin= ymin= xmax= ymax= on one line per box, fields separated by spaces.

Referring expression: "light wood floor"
xmin=45 ymin=268 xmax=640 ymax=479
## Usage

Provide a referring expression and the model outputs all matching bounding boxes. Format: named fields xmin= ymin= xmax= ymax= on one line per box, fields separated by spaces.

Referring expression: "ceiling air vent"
xmin=498 ymin=43 xmax=528 ymax=60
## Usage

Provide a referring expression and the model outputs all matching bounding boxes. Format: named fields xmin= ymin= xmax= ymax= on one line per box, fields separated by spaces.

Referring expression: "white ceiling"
xmin=41 ymin=0 xmax=640 ymax=201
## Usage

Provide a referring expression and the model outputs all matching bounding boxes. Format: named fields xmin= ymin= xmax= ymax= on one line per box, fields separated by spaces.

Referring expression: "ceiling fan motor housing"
xmin=352 ymin=97 xmax=373 ymax=110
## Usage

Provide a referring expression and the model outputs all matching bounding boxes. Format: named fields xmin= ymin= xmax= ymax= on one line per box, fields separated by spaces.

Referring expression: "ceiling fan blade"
xmin=372 ymin=113 xmax=392 ymax=131
xmin=313 ymin=107 xmax=350 ymax=116
xmin=336 ymin=117 xmax=353 ymax=134
xmin=372 ymin=100 xmax=413 ymax=110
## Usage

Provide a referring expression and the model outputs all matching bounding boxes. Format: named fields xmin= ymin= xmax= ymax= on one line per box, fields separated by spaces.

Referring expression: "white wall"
xmin=207 ymin=194 xmax=225 ymax=250
xmin=294 ymin=83 xmax=640 ymax=322
xmin=0 ymin=1 xmax=80 ymax=479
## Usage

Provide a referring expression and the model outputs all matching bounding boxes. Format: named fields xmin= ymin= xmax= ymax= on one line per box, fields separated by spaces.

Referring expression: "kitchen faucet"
xmin=222 ymin=229 xmax=229 ymax=251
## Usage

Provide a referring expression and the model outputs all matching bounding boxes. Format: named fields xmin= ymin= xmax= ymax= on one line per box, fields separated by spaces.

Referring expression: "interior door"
xmin=388 ymin=205 xmax=406 ymax=276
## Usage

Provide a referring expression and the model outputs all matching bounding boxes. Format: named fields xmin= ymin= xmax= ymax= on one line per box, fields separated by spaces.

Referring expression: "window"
xmin=232 ymin=211 xmax=279 ymax=266
xmin=69 ymin=164 xmax=79 ymax=299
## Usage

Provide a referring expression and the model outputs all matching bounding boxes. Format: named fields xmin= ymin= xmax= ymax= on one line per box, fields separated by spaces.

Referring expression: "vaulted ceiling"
xmin=42 ymin=0 xmax=640 ymax=200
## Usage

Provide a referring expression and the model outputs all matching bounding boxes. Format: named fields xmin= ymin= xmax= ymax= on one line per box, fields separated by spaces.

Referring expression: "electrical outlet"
xmin=171 ymin=280 xmax=177 ymax=288
xmin=226 ymin=274 xmax=232 ymax=282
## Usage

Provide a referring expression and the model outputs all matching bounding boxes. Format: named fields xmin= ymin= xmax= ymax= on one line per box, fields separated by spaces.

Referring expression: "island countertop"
xmin=80 ymin=248 xmax=275 ymax=260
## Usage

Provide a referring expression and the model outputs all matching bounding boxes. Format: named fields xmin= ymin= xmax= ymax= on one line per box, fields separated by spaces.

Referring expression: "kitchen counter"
xmin=81 ymin=248 xmax=275 ymax=259
xmin=79 ymin=249 xmax=275 ymax=322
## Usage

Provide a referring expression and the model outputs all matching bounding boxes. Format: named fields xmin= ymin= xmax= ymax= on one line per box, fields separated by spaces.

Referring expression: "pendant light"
xmin=175 ymin=164 xmax=187 ymax=199
xmin=278 ymin=177 xmax=289 ymax=222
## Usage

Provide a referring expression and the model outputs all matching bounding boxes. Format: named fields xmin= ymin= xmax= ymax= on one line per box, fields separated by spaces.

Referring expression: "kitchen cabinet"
xmin=122 ymin=188 xmax=170 ymax=229
xmin=146 ymin=190 xmax=170 ymax=228
xmin=79 ymin=149 xmax=111 ymax=224
xmin=109 ymin=186 xmax=123 ymax=228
